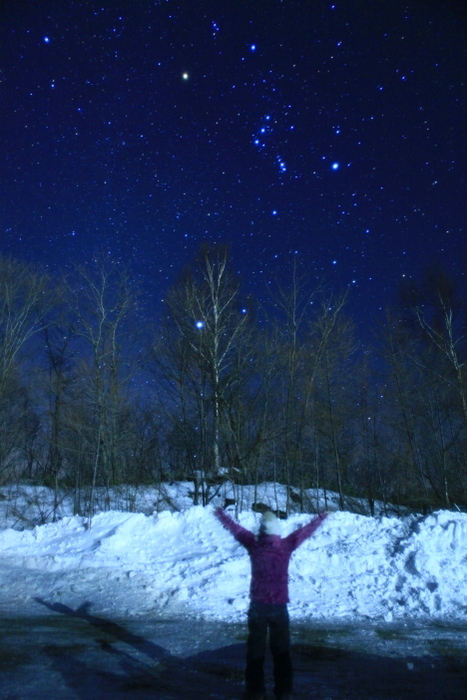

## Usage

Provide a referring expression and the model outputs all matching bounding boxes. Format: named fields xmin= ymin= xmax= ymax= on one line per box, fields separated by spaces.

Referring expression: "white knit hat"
xmin=260 ymin=510 xmax=281 ymax=536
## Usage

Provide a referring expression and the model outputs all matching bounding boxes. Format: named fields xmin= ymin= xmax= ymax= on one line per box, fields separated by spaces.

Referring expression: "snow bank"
xmin=0 ymin=505 xmax=466 ymax=622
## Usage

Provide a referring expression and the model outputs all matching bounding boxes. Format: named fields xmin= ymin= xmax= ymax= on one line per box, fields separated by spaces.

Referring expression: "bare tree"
xmin=409 ymin=268 xmax=467 ymax=427
xmin=0 ymin=254 xmax=52 ymax=399
xmin=401 ymin=266 xmax=467 ymax=504
xmin=313 ymin=300 xmax=356 ymax=510
xmin=151 ymin=244 xmax=257 ymax=503
xmin=0 ymin=255 xmax=53 ymax=483
xmin=66 ymin=255 xmax=139 ymax=522
xmin=0 ymin=370 xmax=39 ymax=484
xmin=266 ymin=265 xmax=352 ymax=511
xmin=381 ymin=312 xmax=434 ymax=510
xmin=34 ymin=298 xmax=80 ymax=517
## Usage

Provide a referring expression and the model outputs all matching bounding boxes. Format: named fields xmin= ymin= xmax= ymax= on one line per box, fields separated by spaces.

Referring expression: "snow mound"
xmin=0 ymin=506 xmax=466 ymax=622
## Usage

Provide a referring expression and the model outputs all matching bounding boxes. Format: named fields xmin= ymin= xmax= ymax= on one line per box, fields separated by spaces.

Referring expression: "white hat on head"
xmin=260 ymin=510 xmax=281 ymax=536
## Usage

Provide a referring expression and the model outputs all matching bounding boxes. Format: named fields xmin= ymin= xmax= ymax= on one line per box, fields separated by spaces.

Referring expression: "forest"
xmin=0 ymin=246 xmax=466 ymax=518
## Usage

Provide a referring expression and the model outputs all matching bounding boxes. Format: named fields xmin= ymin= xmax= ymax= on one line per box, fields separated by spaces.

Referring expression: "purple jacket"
xmin=215 ymin=507 xmax=328 ymax=604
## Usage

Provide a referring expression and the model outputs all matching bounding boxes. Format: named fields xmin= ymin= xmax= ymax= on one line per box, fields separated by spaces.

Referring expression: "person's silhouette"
xmin=215 ymin=507 xmax=328 ymax=700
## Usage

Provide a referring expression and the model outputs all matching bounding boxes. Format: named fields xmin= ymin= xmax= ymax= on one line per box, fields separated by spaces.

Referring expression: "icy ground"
xmin=0 ymin=482 xmax=466 ymax=623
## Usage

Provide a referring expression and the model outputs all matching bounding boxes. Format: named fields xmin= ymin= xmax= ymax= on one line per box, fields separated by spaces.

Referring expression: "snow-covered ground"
xmin=0 ymin=482 xmax=466 ymax=623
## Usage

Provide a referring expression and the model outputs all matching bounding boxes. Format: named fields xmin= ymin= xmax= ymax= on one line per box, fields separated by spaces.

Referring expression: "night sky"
xmin=1 ymin=0 xmax=465 ymax=334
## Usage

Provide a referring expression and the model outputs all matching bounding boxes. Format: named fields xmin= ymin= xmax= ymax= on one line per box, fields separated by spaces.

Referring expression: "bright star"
xmin=331 ymin=162 xmax=340 ymax=170
xmin=182 ymin=72 xmax=189 ymax=80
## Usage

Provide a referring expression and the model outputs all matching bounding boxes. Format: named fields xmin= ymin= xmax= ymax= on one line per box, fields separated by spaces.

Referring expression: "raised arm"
xmin=214 ymin=507 xmax=255 ymax=548
xmin=284 ymin=512 xmax=328 ymax=552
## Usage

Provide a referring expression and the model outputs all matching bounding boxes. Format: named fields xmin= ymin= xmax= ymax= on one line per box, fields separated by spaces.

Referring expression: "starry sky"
xmin=1 ymin=0 xmax=465 ymax=332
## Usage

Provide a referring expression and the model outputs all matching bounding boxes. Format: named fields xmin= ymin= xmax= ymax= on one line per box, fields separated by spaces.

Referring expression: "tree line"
xmin=0 ymin=247 xmax=465 ymax=517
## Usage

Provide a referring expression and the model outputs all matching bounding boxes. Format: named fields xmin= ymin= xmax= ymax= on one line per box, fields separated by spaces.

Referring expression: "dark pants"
xmin=245 ymin=602 xmax=293 ymax=698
